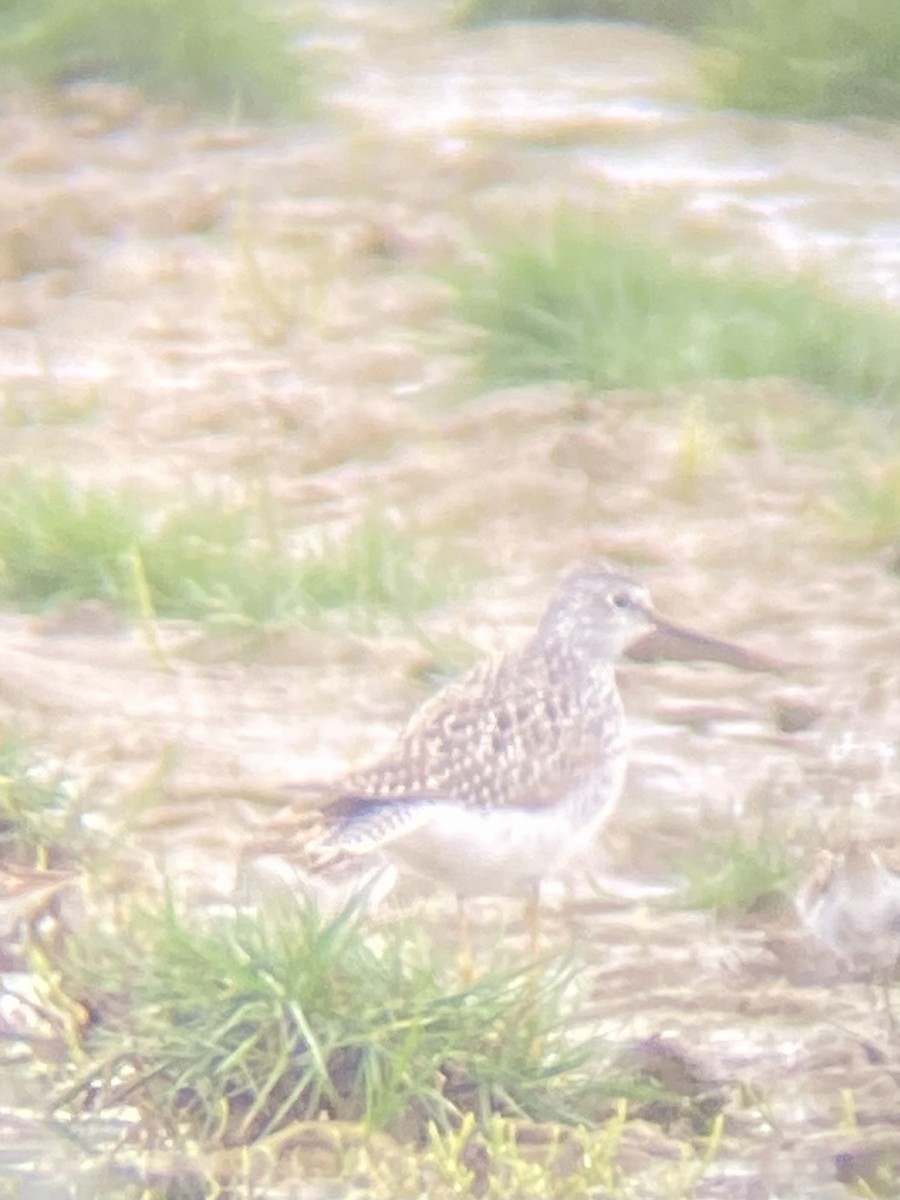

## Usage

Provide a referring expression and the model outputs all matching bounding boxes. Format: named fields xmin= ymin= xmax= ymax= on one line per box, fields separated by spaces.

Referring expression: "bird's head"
xmin=537 ymin=567 xmax=658 ymax=663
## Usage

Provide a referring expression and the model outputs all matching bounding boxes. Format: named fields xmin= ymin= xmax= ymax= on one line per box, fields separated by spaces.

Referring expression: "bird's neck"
xmin=522 ymin=635 xmax=628 ymax=828
xmin=527 ymin=631 xmax=621 ymax=700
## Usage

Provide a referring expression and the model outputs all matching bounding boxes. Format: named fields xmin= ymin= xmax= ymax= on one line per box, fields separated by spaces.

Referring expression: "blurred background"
xmin=1 ymin=2 xmax=900 ymax=1197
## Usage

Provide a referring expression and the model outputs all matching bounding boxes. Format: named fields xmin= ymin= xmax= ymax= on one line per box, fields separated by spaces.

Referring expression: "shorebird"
xmin=273 ymin=565 xmax=758 ymax=981
xmin=795 ymin=843 xmax=900 ymax=976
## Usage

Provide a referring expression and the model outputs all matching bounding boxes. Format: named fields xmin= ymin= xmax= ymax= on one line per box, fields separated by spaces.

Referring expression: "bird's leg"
xmin=524 ymin=881 xmax=543 ymax=1059
xmin=457 ymin=895 xmax=474 ymax=988
xmin=525 ymin=881 xmax=541 ymax=961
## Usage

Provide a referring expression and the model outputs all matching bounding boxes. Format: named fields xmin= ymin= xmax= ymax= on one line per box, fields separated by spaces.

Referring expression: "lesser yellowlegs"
xmin=281 ymin=566 xmax=751 ymax=979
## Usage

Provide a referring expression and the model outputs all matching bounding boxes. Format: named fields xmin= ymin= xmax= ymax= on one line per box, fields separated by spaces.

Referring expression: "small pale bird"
xmin=272 ymin=566 xmax=754 ymax=981
xmin=795 ymin=843 xmax=900 ymax=976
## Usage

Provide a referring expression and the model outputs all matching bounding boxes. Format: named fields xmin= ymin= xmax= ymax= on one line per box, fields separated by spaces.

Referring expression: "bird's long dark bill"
xmin=629 ymin=617 xmax=786 ymax=673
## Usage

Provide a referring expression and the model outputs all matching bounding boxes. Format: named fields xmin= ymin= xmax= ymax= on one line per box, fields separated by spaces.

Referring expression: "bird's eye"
xmin=611 ymin=592 xmax=631 ymax=610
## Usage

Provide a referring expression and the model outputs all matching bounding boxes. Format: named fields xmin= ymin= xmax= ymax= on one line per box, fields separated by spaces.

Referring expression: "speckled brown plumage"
xmin=252 ymin=566 xmax=760 ymax=977
xmin=336 ymin=646 xmax=623 ymax=811
xmin=295 ymin=567 xmax=665 ymax=899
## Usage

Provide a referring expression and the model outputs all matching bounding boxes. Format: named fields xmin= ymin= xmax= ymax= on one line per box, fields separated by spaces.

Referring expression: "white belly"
xmin=385 ymin=799 xmax=602 ymax=898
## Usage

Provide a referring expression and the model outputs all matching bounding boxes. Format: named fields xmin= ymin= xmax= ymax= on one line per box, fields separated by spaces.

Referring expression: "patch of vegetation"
xmin=54 ymin=896 xmax=630 ymax=1148
xmin=142 ymin=501 xmax=464 ymax=630
xmin=422 ymin=1104 xmax=725 ymax=1199
xmin=456 ymin=0 xmax=714 ymax=33
xmin=0 ymin=0 xmax=313 ymax=120
xmin=829 ymin=457 xmax=900 ymax=550
xmin=0 ymin=473 xmax=466 ymax=631
xmin=458 ymin=0 xmax=900 ymax=124
xmin=226 ymin=208 xmax=308 ymax=346
xmin=451 ymin=211 xmax=900 ymax=401
xmin=681 ymin=830 xmax=791 ymax=915
xmin=701 ymin=0 xmax=900 ymax=121
xmin=0 ymin=474 xmax=143 ymax=610
xmin=0 ymin=734 xmax=90 ymax=985
xmin=0 ymin=732 xmax=80 ymax=869
xmin=670 ymin=395 xmax=722 ymax=500
xmin=26 ymin=891 xmax=733 ymax=1197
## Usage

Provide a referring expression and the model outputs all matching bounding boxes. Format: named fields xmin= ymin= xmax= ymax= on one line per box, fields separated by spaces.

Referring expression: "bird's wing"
xmin=334 ymin=649 xmax=619 ymax=812
xmin=323 ymin=792 xmax=449 ymax=851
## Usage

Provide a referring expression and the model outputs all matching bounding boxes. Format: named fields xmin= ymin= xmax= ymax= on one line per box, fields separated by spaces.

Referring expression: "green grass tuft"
xmin=0 ymin=0 xmax=314 ymax=120
xmin=681 ymin=831 xmax=791 ymax=915
xmin=701 ymin=0 xmax=900 ymax=121
xmin=0 ymin=733 xmax=80 ymax=868
xmin=140 ymin=502 xmax=464 ymax=630
xmin=451 ymin=211 xmax=900 ymax=401
xmin=0 ymin=473 xmax=142 ymax=609
xmin=456 ymin=0 xmax=714 ymax=32
xmin=56 ymin=894 xmax=624 ymax=1149
xmin=0 ymin=474 xmax=464 ymax=631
